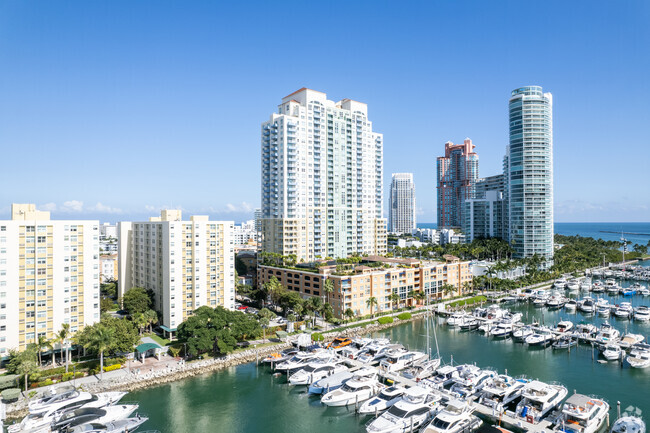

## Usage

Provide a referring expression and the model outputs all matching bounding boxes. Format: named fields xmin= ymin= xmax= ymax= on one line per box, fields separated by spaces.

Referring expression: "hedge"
xmin=0 ymin=374 xmax=18 ymax=390
xmin=377 ymin=317 xmax=394 ymax=325
xmin=311 ymin=332 xmax=324 ymax=342
xmin=397 ymin=312 xmax=412 ymax=320
xmin=1 ymin=388 xmax=21 ymax=402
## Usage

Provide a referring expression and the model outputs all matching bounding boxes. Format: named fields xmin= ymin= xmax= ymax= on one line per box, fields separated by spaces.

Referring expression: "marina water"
xmin=128 ymin=277 xmax=650 ymax=432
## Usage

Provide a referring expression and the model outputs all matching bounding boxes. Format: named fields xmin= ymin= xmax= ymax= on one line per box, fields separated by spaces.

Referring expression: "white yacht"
xmin=618 ymin=334 xmax=645 ymax=349
xmin=357 ymin=343 xmax=400 ymax=364
xmin=596 ymin=300 xmax=611 ymax=317
xmin=449 ymin=365 xmax=492 ymax=397
xmin=580 ymin=280 xmax=592 ymax=291
xmin=565 ymin=299 xmax=578 ymax=312
xmin=9 ymin=403 xmax=135 ymax=433
xmin=553 ymin=394 xmax=609 ymax=433
xmin=478 ymin=374 xmax=527 ymax=409
xmin=611 ymin=416 xmax=646 ymax=433
xmin=600 ymin=343 xmax=622 ymax=361
xmin=379 ymin=350 xmax=427 ymax=374
xmin=513 ymin=325 xmax=534 ymax=342
xmin=547 ymin=293 xmax=566 ymax=309
xmin=365 ymin=386 xmax=440 ymax=433
xmin=614 ymin=302 xmax=634 ymax=319
xmin=421 ymin=399 xmax=482 ymax=433
xmin=635 ymin=306 xmax=650 ymax=322
xmin=422 ymin=365 xmax=460 ymax=390
xmin=402 ymin=358 xmax=442 ymax=381
xmin=490 ymin=322 xmax=514 ymax=339
xmin=309 ymin=370 xmax=354 ymax=395
xmin=321 ymin=368 xmax=382 ymax=406
xmin=567 ymin=280 xmax=581 ymax=292
xmin=579 ymin=297 xmax=595 ymax=314
xmin=447 ymin=312 xmax=469 ymax=327
xmin=626 ymin=343 xmax=650 ymax=368
xmin=515 ymin=380 xmax=568 ymax=424
xmin=28 ymin=388 xmax=126 ymax=415
xmin=595 ymin=322 xmax=621 ymax=345
xmin=554 ymin=279 xmax=567 ymax=289
xmin=575 ymin=323 xmax=597 ymax=341
xmin=557 ymin=321 xmax=574 ymax=333
xmin=458 ymin=316 xmax=480 ymax=331
xmin=533 ymin=296 xmax=549 ymax=308
xmin=358 ymin=385 xmax=406 ymax=415
xmin=288 ymin=360 xmax=347 ymax=385
xmin=274 ymin=351 xmax=319 ymax=373
xmin=49 ymin=405 xmax=138 ymax=432
xmin=525 ymin=328 xmax=555 ymax=347
xmin=65 ymin=416 xmax=148 ymax=433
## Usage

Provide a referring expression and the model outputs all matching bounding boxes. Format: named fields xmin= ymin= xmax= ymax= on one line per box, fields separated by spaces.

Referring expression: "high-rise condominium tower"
xmin=507 ymin=86 xmax=553 ymax=260
xmin=389 ymin=173 xmax=416 ymax=234
xmin=436 ymin=139 xmax=479 ymax=228
xmin=0 ymin=204 xmax=100 ymax=353
xmin=261 ymin=88 xmax=387 ymax=261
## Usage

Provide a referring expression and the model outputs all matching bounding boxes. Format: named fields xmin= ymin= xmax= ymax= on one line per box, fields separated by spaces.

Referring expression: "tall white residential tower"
xmin=260 ymin=88 xmax=387 ymax=261
xmin=389 ymin=173 xmax=416 ymax=234
xmin=118 ymin=210 xmax=234 ymax=330
xmin=0 ymin=204 xmax=100 ymax=353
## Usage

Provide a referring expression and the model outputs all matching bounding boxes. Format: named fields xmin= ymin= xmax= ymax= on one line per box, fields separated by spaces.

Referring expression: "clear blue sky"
xmin=1 ymin=1 xmax=648 ymax=224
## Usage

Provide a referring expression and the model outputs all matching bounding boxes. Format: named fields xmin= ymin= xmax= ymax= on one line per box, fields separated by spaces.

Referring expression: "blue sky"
xmin=1 ymin=1 xmax=648 ymax=224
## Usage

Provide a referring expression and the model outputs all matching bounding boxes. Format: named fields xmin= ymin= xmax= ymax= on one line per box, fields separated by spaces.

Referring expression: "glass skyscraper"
xmin=507 ymin=86 xmax=553 ymax=261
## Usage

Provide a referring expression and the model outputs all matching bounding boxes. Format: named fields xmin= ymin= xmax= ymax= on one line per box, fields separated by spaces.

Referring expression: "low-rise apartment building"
xmin=258 ymin=255 xmax=472 ymax=318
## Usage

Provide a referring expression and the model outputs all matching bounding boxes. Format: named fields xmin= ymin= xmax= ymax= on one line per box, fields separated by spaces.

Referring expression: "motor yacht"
xmin=596 ymin=300 xmax=611 ymax=317
xmin=515 ymin=380 xmax=568 ymax=424
xmin=553 ymin=394 xmax=609 ymax=433
xmin=566 ymin=280 xmax=581 ymax=292
xmin=28 ymin=388 xmax=126 ymax=415
xmin=288 ymin=360 xmax=347 ymax=385
xmin=591 ymin=282 xmax=605 ymax=293
xmin=49 ymin=404 xmax=138 ymax=432
xmin=513 ymin=325 xmax=534 ymax=343
xmin=552 ymin=336 xmax=578 ymax=350
xmin=525 ymin=328 xmax=555 ymax=347
xmin=557 ymin=321 xmax=574 ymax=333
xmin=321 ymin=368 xmax=382 ymax=406
xmin=614 ymin=302 xmax=634 ymax=319
xmin=547 ymin=292 xmax=566 ymax=309
xmin=605 ymin=279 xmax=618 ymax=293
xmin=261 ymin=347 xmax=298 ymax=364
xmin=533 ymin=296 xmax=549 ymax=308
xmin=579 ymin=298 xmax=595 ymax=314
xmin=554 ymin=279 xmax=567 ymax=289
xmin=478 ymin=374 xmax=527 ymax=409
xmin=449 ymin=365 xmax=492 ymax=397
xmin=273 ymin=351 xmax=319 ymax=373
xmin=575 ymin=323 xmax=597 ymax=342
xmin=490 ymin=322 xmax=514 ymax=339
xmin=339 ymin=346 xmax=361 ymax=360
xmin=458 ymin=317 xmax=480 ymax=331
xmin=634 ymin=306 xmax=650 ymax=322
xmin=308 ymin=370 xmax=354 ymax=395
xmin=421 ymin=365 xmax=460 ymax=390
xmin=618 ymin=334 xmax=645 ymax=349
xmin=594 ymin=322 xmax=621 ymax=345
xmin=610 ymin=416 xmax=646 ymax=433
xmin=379 ymin=350 xmax=427 ymax=374
xmin=626 ymin=343 xmax=650 ymax=368
xmin=447 ymin=313 xmax=468 ymax=327
xmin=357 ymin=343 xmax=401 ymax=364
xmin=365 ymin=386 xmax=440 ymax=433
xmin=358 ymin=385 xmax=406 ymax=415
xmin=564 ymin=300 xmax=578 ymax=312
xmin=421 ymin=399 xmax=482 ymax=433
xmin=601 ymin=343 xmax=622 ymax=361
xmin=402 ymin=358 xmax=442 ymax=381
xmin=640 ymin=288 xmax=650 ymax=296
xmin=65 ymin=416 xmax=149 ymax=433
xmin=580 ymin=280 xmax=592 ymax=291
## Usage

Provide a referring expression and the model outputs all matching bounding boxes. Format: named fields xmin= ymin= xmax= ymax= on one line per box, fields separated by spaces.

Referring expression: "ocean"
xmin=417 ymin=222 xmax=650 ymax=246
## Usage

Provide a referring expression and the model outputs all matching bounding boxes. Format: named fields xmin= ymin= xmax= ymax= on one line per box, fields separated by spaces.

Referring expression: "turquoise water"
xmin=417 ymin=222 xmax=650 ymax=246
xmin=128 ymin=280 xmax=650 ymax=432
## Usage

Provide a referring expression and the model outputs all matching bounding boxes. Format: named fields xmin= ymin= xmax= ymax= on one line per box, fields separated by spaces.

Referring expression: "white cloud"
xmin=224 ymin=202 xmax=253 ymax=213
xmin=90 ymin=202 xmax=123 ymax=214
xmin=61 ymin=200 xmax=84 ymax=213
xmin=39 ymin=202 xmax=57 ymax=212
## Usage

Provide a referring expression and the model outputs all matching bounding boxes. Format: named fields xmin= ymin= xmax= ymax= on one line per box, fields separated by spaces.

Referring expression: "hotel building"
xmin=260 ymin=88 xmax=387 ymax=262
xmin=118 ymin=210 xmax=234 ymax=330
xmin=436 ymin=139 xmax=479 ymax=229
xmin=258 ymin=256 xmax=472 ymax=319
xmin=0 ymin=204 xmax=100 ymax=354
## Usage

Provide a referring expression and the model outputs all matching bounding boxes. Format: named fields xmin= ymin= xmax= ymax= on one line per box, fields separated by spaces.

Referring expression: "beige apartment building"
xmin=99 ymin=254 xmax=118 ymax=282
xmin=0 ymin=204 xmax=100 ymax=354
xmin=118 ymin=210 xmax=235 ymax=331
xmin=258 ymin=255 xmax=472 ymax=318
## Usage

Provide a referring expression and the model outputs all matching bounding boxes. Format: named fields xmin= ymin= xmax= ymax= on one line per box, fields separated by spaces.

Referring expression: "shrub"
xmin=377 ymin=317 xmax=394 ymax=325
xmin=103 ymin=364 xmax=122 ymax=373
xmin=168 ymin=346 xmax=181 ymax=358
xmin=397 ymin=312 xmax=412 ymax=320
xmin=1 ymin=388 xmax=21 ymax=402
xmin=0 ymin=374 xmax=19 ymax=391
xmin=311 ymin=332 xmax=324 ymax=342
xmin=37 ymin=379 xmax=54 ymax=388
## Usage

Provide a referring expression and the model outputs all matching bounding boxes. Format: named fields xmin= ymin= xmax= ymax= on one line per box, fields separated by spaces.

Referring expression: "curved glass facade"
xmin=507 ymin=86 xmax=553 ymax=261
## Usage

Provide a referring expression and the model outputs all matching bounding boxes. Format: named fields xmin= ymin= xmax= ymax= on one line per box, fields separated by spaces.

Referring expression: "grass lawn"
xmin=144 ymin=333 xmax=171 ymax=347
xmin=447 ymin=295 xmax=487 ymax=308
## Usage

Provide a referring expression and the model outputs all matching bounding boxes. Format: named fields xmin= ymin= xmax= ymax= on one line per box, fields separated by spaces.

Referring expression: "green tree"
xmin=441 ymin=283 xmax=457 ymax=298
xmin=144 ymin=309 xmax=159 ymax=333
xmin=389 ymin=293 xmax=401 ymax=310
xmin=323 ymin=278 xmax=334 ymax=305
xmin=100 ymin=297 xmax=114 ymax=313
xmin=263 ymin=277 xmax=283 ymax=306
xmin=100 ymin=315 xmax=140 ymax=353
xmin=365 ymin=297 xmax=378 ymax=317
xmin=7 ymin=345 xmax=38 ymax=391
xmin=344 ymin=308 xmax=355 ymax=321
xmin=82 ymin=324 xmax=116 ymax=381
xmin=36 ymin=335 xmax=48 ymax=366
xmin=121 ymin=287 xmax=153 ymax=316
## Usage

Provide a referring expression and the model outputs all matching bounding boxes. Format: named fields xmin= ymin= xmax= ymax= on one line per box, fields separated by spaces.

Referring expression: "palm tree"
xmin=144 ymin=309 xmax=158 ymax=333
xmin=134 ymin=313 xmax=146 ymax=335
xmin=83 ymin=324 xmax=115 ymax=381
xmin=413 ymin=291 xmax=426 ymax=306
xmin=58 ymin=323 xmax=70 ymax=373
xmin=47 ymin=338 xmax=57 ymax=366
xmin=461 ymin=281 xmax=472 ymax=295
xmin=344 ymin=308 xmax=355 ymax=322
xmin=389 ymin=293 xmax=401 ymax=310
xmin=322 ymin=279 xmax=334 ymax=306
xmin=366 ymin=297 xmax=378 ymax=317
xmin=36 ymin=335 xmax=48 ymax=366
xmin=441 ymin=283 xmax=457 ymax=299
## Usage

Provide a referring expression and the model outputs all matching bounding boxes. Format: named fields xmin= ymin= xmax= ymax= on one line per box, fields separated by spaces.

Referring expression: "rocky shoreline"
xmin=4 ymin=311 xmax=427 ymax=419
